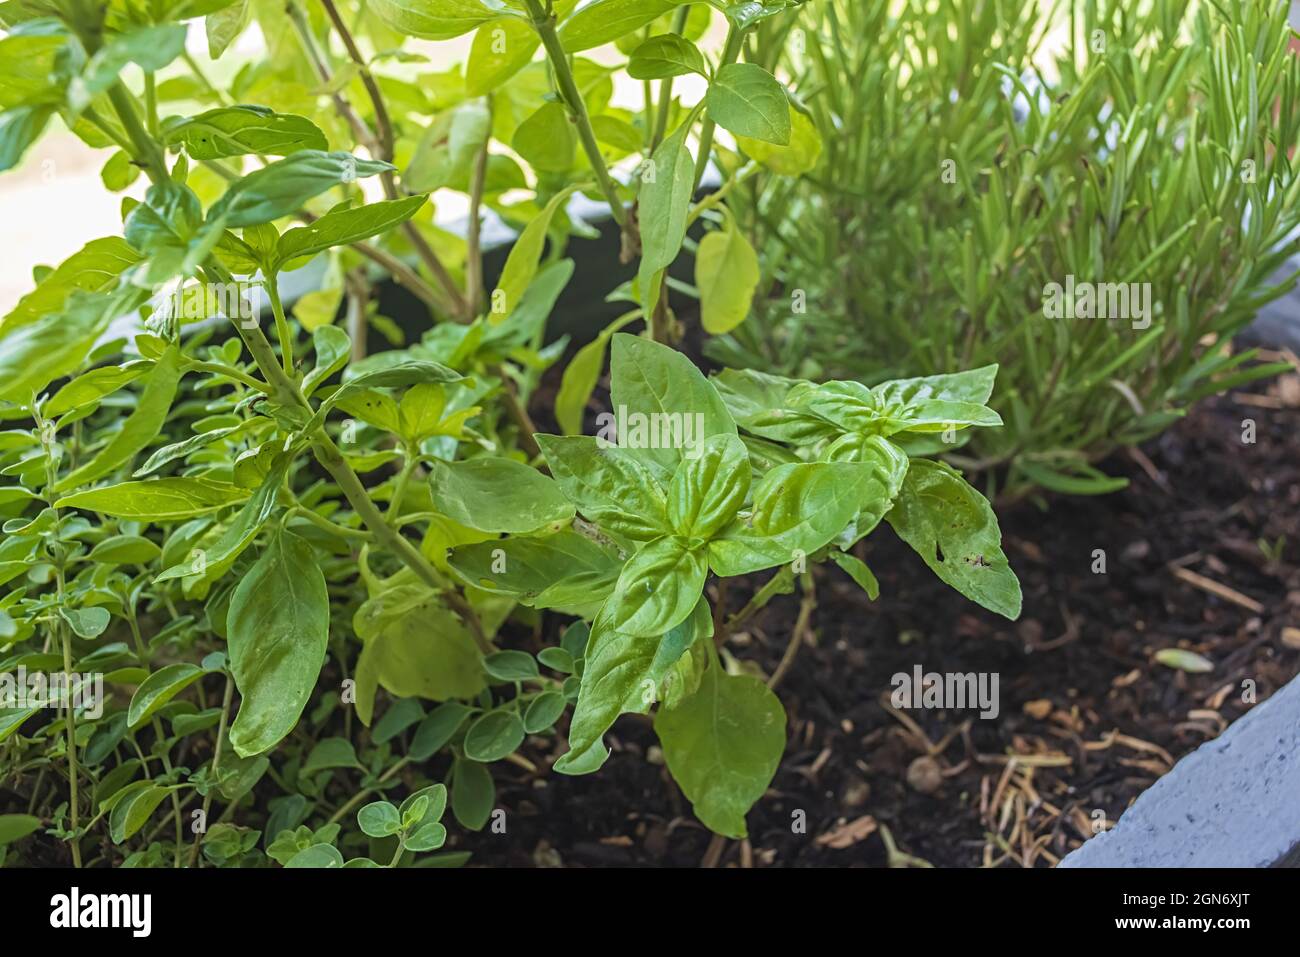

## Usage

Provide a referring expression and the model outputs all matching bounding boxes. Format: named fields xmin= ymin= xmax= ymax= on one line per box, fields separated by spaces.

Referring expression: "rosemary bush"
xmin=716 ymin=0 xmax=1300 ymax=498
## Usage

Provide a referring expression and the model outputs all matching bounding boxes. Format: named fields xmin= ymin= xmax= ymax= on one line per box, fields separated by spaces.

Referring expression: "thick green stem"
xmin=106 ymin=83 xmax=169 ymax=183
xmin=265 ymin=274 xmax=296 ymax=377
xmin=525 ymin=0 xmax=627 ymax=228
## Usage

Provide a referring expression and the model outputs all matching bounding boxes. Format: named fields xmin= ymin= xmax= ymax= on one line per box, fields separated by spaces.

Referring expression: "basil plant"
xmin=0 ymin=0 xmax=1016 ymax=866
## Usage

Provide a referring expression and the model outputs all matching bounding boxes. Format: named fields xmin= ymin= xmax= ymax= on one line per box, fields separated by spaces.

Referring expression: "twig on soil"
xmin=1170 ymin=566 xmax=1265 ymax=613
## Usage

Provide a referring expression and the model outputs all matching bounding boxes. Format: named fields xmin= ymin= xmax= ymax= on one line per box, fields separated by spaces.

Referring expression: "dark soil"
xmin=453 ymin=360 xmax=1300 ymax=868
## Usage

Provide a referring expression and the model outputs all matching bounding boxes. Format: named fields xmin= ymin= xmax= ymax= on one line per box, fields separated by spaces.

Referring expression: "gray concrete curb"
xmin=1059 ymin=673 xmax=1300 ymax=867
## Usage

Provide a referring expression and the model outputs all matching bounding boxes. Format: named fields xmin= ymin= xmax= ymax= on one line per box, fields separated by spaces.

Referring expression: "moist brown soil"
xmin=452 ymin=362 xmax=1300 ymax=868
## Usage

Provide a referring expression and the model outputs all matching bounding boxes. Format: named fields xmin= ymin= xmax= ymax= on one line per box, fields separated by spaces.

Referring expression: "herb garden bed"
xmin=447 ymin=365 xmax=1300 ymax=867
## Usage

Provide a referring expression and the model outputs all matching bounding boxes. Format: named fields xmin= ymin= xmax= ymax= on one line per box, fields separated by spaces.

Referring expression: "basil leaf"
xmin=655 ymin=666 xmax=786 ymax=838
xmin=302 ymin=325 xmax=351 ymax=397
xmin=273 ymin=195 xmax=427 ymax=270
xmin=429 ymin=457 xmax=574 ymax=534
xmin=705 ymin=63 xmax=791 ymax=145
xmin=210 ymin=151 xmax=395 ymax=228
xmin=556 ymin=594 xmax=709 ymax=774
xmin=447 ymin=528 xmax=622 ymax=609
xmin=0 ymin=104 xmax=52 ymax=172
xmin=128 ymin=662 xmax=210 ymax=730
xmin=369 ymin=0 xmax=501 ymax=41
xmin=696 ymin=220 xmax=760 ymax=334
xmin=712 ymin=368 xmax=835 ymax=443
xmin=667 ymin=433 xmax=749 ymax=539
xmin=736 ymin=102 xmax=822 ymax=174
xmin=56 ymin=477 xmax=249 ymax=522
xmin=490 ymin=185 xmax=578 ymax=324
xmin=606 ymin=536 xmax=707 ymax=637
xmin=628 ymin=32 xmax=707 ymax=79
xmin=636 ymin=118 xmax=694 ymax=317
xmin=884 ymin=459 xmax=1022 ymax=620
xmin=535 ymin=435 xmax=671 ymax=541
xmin=353 ymin=583 xmax=486 ymax=724
xmin=708 ymin=462 xmax=875 ymax=577
xmin=608 ymin=333 xmax=737 ymax=472
xmin=226 ymin=529 xmax=330 ymax=756
xmin=555 ymin=310 xmax=640 ymax=435
xmin=466 ymin=17 xmax=539 ymax=95
xmin=559 ymin=0 xmax=685 ymax=53
xmin=450 ymin=756 xmax=494 ymax=831
xmin=162 ymin=106 xmax=327 ymax=160
xmin=0 ymin=285 xmax=148 ymax=404
xmin=54 ymin=346 xmax=183 ymax=492
xmin=1 ymin=237 xmax=139 ymax=332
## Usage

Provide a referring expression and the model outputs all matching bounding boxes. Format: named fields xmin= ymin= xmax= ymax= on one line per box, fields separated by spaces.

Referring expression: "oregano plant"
xmin=0 ymin=0 xmax=1017 ymax=866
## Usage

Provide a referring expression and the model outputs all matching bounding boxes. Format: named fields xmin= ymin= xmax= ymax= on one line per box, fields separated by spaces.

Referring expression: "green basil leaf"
xmin=535 ymin=434 xmax=671 ymax=541
xmin=369 ymin=0 xmax=500 ymax=41
xmin=736 ymin=101 xmax=822 ymax=174
xmin=428 ymin=457 xmax=574 ymax=534
xmin=696 ymin=220 xmax=760 ymax=334
xmin=56 ymin=477 xmax=249 ymax=522
xmin=128 ymin=662 xmax=209 ymax=730
xmin=54 ymin=346 xmax=183 ymax=492
xmin=303 ymin=325 xmax=351 ymax=397
xmin=627 ymin=32 xmax=707 ymax=79
xmin=884 ymin=459 xmax=1022 ymax=620
xmin=711 ymin=367 xmax=835 ymax=444
xmin=512 ymin=101 xmax=576 ymax=173
xmin=210 ymin=151 xmax=394 ymax=228
xmin=559 ymin=0 xmax=685 ymax=53
xmin=447 ymin=528 xmax=622 ymax=609
xmin=68 ymin=24 xmax=187 ymax=114
xmin=636 ymin=119 xmax=694 ymax=317
xmin=667 ymin=433 xmax=749 ymax=539
xmin=109 ymin=784 xmax=172 ymax=844
xmin=608 ymin=333 xmax=737 ymax=472
xmin=2 ymin=237 xmax=140 ymax=333
xmin=705 ymin=63 xmax=791 ymax=145
xmin=708 ymin=462 xmax=875 ymax=577
xmin=655 ymin=666 xmax=786 ymax=839
xmin=353 ymin=584 xmax=486 ymax=724
xmin=0 ymin=285 xmax=148 ymax=404
xmin=555 ymin=310 xmax=641 ymax=435
xmin=86 ymin=534 xmax=161 ymax=565
xmin=162 ymin=106 xmax=327 ymax=160
xmin=273 ymin=195 xmax=427 ymax=270
xmin=606 ymin=536 xmax=706 ymax=637
xmin=226 ymin=529 xmax=330 ymax=756
xmin=490 ymin=185 xmax=579 ymax=324
xmin=828 ymin=551 xmax=879 ymax=600
xmin=466 ymin=17 xmax=539 ymax=95
xmin=0 ymin=104 xmax=52 ymax=172
xmin=556 ymin=594 xmax=709 ymax=774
